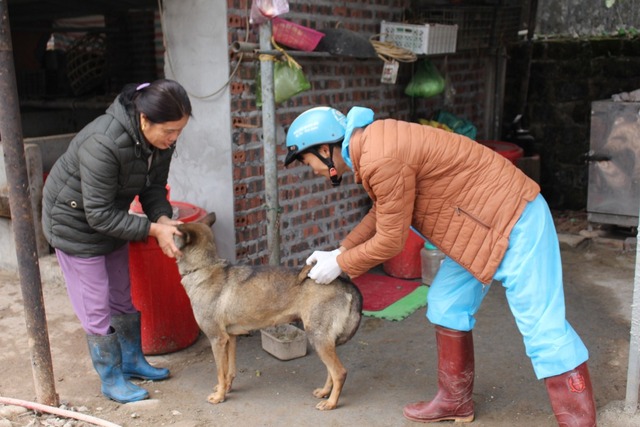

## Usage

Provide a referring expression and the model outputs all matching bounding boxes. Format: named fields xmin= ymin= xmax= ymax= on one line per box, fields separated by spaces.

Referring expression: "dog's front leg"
xmin=208 ymin=335 xmax=230 ymax=404
xmin=225 ymin=335 xmax=237 ymax=392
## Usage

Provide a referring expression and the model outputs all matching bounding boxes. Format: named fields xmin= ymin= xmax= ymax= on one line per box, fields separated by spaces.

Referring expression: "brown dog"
xmin=174 ymin=213 xmax=363 ymax=410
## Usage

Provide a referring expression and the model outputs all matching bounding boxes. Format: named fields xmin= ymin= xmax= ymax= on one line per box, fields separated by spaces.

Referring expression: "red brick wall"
xmin=227 ymin=0 xmax=492 ymax=267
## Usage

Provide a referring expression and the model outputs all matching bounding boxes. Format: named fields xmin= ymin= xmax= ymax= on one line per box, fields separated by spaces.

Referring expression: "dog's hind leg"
xmin=313 ymin=343 xmax=347 ymax=411
xmin=314 ymin=371 xmax=333 ymax=399
xmin=207 ymin=335 xmax=231 ymax=404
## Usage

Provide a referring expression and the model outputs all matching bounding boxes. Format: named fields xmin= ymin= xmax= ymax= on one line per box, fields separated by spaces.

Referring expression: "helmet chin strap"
xmin=328 ymin=164 xmax=342 ymax=187
xmin=309 ymin=146 xmax=342 ymax=187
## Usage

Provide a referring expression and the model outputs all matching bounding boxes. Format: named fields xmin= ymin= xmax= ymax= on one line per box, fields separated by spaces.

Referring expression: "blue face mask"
xmin=341 ymin=107 xmax=375 ymax=169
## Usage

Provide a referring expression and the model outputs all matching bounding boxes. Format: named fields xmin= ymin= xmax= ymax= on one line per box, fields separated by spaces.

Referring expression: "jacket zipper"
xmin=145 ymin=150 xmax=155 ymax=187
xmin=454 ymin=206 xmax=491 ymax=229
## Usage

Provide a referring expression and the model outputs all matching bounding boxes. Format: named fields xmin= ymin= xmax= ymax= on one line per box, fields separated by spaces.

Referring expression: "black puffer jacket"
xmin=42 ymin=96 xmax=174 ymax=257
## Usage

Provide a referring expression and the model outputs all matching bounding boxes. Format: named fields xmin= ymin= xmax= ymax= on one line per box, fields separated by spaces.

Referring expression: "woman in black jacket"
xmin=42 ymin=79 xmax=192 ymax=403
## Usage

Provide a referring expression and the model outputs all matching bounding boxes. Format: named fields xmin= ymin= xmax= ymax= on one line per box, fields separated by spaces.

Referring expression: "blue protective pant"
xmin=426 ymin=194 xmax=588 ymax=379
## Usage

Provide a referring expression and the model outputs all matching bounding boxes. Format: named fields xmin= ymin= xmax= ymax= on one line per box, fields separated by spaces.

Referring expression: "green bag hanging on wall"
xmin=256 ymin=40 xmax=311 ymax=106
xmin=404 ymin=59 xmax=445 ymax=99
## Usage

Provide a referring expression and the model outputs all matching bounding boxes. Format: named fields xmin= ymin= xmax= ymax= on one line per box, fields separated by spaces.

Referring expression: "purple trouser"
xmin=56 ymin=244 xmax=137 ymax=335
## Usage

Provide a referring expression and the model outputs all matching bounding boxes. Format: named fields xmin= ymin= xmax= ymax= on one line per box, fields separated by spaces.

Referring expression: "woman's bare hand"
xmin=149 ymin=221 xmax=183 ymax=258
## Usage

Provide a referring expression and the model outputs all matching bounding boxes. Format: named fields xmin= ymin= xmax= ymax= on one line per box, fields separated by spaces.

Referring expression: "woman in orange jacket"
xmin=284 ymin=106 xmax=596 ymax=426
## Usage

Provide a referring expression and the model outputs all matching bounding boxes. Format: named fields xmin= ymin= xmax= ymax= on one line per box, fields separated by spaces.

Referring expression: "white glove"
xmin=306 ymin=249 xmax=342 ymax=284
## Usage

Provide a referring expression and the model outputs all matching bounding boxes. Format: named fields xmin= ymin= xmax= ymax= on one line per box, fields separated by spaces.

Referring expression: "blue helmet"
xmin=284 ymin=107 xmax=346 ymax=166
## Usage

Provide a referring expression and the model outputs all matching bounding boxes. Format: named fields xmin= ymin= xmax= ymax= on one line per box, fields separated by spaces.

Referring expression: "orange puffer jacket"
xmin=337 ymin=119 xmax=540 ymax=285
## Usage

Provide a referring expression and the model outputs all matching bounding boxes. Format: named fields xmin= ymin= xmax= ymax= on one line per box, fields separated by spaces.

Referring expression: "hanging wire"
xmin=259 ymin=37 xmax=304 ymax=69
xmin=157 ymin=0 xmax=248 ymax=99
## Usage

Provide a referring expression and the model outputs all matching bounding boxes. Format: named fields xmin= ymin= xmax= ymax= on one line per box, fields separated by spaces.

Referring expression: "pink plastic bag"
xmin=250 ymin=0 xmax=290 ymax=24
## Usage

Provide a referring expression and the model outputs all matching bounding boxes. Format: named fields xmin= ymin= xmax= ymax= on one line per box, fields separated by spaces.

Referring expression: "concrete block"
xmin=558 ymin=232 xmax=588 ymax=248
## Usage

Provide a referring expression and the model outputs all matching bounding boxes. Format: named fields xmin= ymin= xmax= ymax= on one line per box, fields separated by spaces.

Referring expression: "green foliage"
xmin=604 ymin=0 xmax=638 ymax=37
xmin=617 ymin=27 xmax=639 ymax=37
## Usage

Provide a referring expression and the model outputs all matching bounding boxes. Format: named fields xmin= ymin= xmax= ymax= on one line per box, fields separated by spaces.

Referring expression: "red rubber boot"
xmin=403 ymin=326 xmax=475 ymax=423
xmin=544 ymin=362 xmax=597 ymax=426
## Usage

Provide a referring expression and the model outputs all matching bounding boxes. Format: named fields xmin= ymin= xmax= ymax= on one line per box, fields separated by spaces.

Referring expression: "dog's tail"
xmin=296 ymin=264 xmax=313 ymax=284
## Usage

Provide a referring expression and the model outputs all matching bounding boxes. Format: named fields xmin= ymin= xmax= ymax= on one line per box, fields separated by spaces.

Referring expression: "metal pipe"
xmin=259 ymin=21 xmax=281 ymax=265
xmin=626 ymin=221 xmax=640 ymax=413
xmin=491 ymin=46 xmax=508 ymax=139
xmin=626 ymin=264 xmax=640 ymax=413
xmin=231 ymin=41 xmax=259 ymax=53
xmin=230 ymin=40 xmax=331 ymax=58
xmin=0 ymin=0 xmax=58 ymax=406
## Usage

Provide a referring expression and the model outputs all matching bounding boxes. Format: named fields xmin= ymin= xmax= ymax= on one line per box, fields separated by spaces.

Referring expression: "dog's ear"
xmin=175 ymin=224 xmax=191 ymax=249
xmin=200 ymin=212 xmax=216 ymax=227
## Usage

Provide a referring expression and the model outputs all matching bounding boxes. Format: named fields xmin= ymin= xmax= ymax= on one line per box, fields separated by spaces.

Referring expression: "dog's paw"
xmin=313 ymin=387 xmax=330 ymax=399
xmin=315 ymin=400 xmax=337 ymax=411
xmin=207 ymin=392 xmax=226 ymax=404
xmin=213 ymin=383 xmax=233 ymax=394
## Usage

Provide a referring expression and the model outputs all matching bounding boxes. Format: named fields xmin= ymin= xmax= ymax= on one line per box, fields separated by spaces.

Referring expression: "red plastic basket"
xmin=272 ymin=17 xmax=325 ymax=51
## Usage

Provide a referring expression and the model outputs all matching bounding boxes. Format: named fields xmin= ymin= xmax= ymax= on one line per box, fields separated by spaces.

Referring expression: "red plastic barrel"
xmin=382 ymin=229 xmax=424 ymax=279
xmin=478 ymin=140 xmax=524 ymax=164
xmin=129 ymin=201 xmax=206 ymax=355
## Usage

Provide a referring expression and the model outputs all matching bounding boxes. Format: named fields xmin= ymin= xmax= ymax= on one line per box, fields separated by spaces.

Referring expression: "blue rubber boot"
xmin=111 ymin=312 xmax=170 ymax=381
xmin=86 ymin=331 xmax=149 ymax=403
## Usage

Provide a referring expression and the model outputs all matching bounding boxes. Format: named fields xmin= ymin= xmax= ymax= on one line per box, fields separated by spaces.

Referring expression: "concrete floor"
xmin=1 ymin=228 xmax=640 ymax=426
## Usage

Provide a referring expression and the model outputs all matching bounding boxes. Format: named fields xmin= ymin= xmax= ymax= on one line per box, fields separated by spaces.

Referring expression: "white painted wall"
xmin=161 ymin=0 xmax=236 ymax=262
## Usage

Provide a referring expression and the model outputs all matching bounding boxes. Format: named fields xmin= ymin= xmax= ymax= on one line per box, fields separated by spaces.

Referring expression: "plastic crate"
xmin=261 ymin=324 xmax=307 ymax=361
xmin=380 ymin=21 xmax=457 ymax=55
xmin=272 ymin=17 xmax=325 ymax=51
